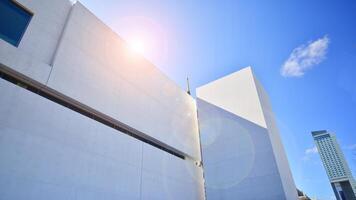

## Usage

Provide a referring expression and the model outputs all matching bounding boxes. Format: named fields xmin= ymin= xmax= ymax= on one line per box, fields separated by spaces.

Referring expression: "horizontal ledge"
xmin=0 ymin=63 xmax=187 ymax=160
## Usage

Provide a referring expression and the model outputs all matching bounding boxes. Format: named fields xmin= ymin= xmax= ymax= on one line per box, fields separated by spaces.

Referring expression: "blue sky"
xmin=80 ymin=0 xmax=356 ymax=199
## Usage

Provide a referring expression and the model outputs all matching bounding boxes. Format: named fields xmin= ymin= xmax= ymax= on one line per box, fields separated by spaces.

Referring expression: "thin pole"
xmin=186 ymin=77 xmax=191 ymax=95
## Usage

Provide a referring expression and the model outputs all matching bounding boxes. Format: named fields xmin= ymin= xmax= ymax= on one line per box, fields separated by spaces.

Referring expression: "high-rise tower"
xmin=312 ymin=130 xmax=356 ymax=200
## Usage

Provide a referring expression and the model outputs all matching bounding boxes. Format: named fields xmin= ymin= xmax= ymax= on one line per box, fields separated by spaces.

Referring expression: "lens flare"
xmin=129 ymin=39 xmax=145 ymax=54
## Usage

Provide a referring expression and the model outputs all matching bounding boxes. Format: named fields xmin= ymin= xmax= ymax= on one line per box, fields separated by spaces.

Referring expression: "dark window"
xmin=339 ymin=191 xmax=346 ymax=200
xmin=0 ymin=0 xmax=32 ymax=47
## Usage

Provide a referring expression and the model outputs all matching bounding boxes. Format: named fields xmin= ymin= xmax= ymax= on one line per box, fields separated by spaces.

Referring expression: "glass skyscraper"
xmin=312 ymin=130 xmax=356 ymax=200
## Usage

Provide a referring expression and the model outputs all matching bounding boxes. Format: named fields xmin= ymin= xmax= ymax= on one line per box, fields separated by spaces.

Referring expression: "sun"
xmin=128 ymin=39 xmax=145 ymax=54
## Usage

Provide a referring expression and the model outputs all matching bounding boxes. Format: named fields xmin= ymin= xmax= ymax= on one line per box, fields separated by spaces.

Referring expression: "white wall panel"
xmin=0 ymin=78 xmax=204 ymax=199
xmin=196 ymin=67 xmax=298 ymax=200
xmin=0 ymin=79 xmax=142 ymax=200
xmin=197 ymin=67 xmax=266 ymax=128
xmin=141 ymin=145 xmax=204 ymax=200
xmin=197 ymin=99 xmax=285 ymax=200
xmin=16 ymin=0 xmax=72 ymax=64
xmin=0 ymin=0 xmax=204 ymax=199
xmin=0 ymin=40 xmax=51 ymax=83
xmin=47 ymin=2 xmax=200 ymax=159
xmin=0 ymin=0 xmax=72 ymax=83
xmin=253 ymin=77 xmax=298 ymax=200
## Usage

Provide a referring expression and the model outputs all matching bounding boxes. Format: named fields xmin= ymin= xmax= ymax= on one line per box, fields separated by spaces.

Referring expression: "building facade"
xmin=0 ymin=0 xmax=297 ymax=199
xmin=196 ymin=67 xmax=298 ymax=200
xmin=0 ymin=0 xmax=204 ymax=199
xmin=312 ymin=130 xmax=356 ymax=200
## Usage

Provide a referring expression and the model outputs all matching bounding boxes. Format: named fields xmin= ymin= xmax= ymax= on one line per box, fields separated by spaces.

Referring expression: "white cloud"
xmin=281 ymin=35 xmax=329 ymax=77
xmin=305 ymin=146 xmax=318 ymax=155
xmin=345 ymin=144 xmax=356 ymax=150
xmin=303 ymin=146 xmax=318 ymax=161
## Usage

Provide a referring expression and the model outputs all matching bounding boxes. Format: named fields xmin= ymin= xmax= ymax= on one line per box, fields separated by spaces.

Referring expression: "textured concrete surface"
xmin=0 ymin=78 xmax=204 ymax=200
xmin=197 ymin=67 xmax=298 ymax=200
xmin=0 ymin=0 xmax=204 ymax=199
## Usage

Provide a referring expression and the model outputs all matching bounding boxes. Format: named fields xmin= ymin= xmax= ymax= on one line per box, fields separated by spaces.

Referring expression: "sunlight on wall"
xmin=128 ymin=38 xmax=145 ymax=54
xmin=113 ymin=16 xmax=169 ymax=63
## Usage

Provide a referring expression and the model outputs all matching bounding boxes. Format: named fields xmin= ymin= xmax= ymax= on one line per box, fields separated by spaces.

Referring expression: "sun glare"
xmin=129 ymin=39 xmax=145 ymax=54
xmin=119 ymin=16 xmax=168 ymax=61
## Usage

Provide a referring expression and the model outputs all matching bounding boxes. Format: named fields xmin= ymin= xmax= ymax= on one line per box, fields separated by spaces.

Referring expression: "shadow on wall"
xmin=197 ymin=98 xmax=286 ymax=200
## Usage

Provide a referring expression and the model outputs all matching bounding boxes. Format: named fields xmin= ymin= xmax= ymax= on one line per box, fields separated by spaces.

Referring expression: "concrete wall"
xmin=196 ymin=67 xmax=266 ymax=128
xmin=1 ymin=0 xmax=200 ymax=159
xmin=0 ymin=0 xmax=204 ymax=199
xmin=47 ymin=2 xmax=200 ymax=159
xmin=0 ymin=0 xmax=72 ymax=83
xmin=196 ymin=67 xmax=298 ymax=200
xmin=197 ymin=99 xmax=285 ymax=200
xmin=253 ymin=75 xmax=298 ymax=199
xmin=0 ymin=78 xmax=204 ymax=200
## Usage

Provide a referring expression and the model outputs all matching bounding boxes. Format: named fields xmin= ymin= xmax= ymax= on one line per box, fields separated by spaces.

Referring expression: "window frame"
xmin=0 ymin=0 xmax=33 ymax=47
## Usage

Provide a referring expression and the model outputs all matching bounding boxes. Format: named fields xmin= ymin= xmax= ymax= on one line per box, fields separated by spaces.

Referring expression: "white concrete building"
xmin=0 ymin=0 xmax=297 ymax=199
xmin=196 ymin=67 xmax=298 ymax=200
xmin=0 ymin=0 xmax=204 ymax=199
